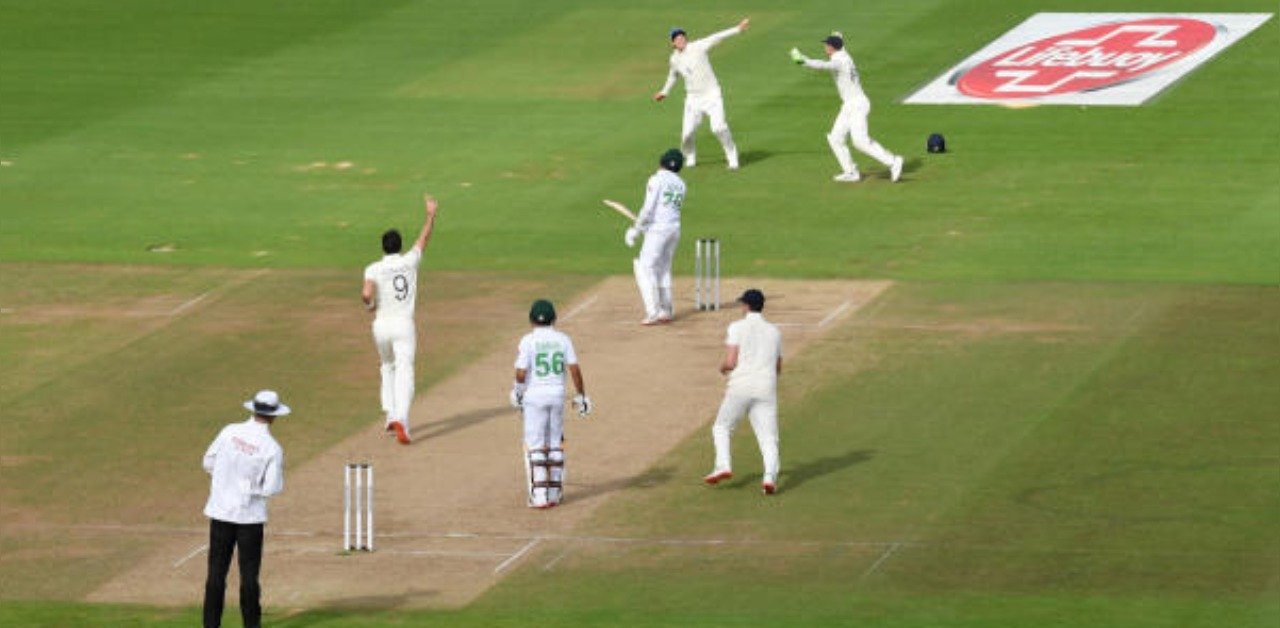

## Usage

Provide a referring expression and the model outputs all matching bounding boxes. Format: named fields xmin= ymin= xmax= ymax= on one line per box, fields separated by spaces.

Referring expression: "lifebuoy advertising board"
xmin=905 ymin=13 xmax=1272 ymax=106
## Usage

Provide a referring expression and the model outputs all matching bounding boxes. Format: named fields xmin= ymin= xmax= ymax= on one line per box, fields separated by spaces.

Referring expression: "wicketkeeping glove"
xmin=572 ymin=394 xmax=592 ymax=418
xmin=789 ymin=47 xmax=806 ymax=65
xmin=509 ymin=383 xmax=526 ymax=409
xmin=624 ymin=227 xmax=639 ymax=248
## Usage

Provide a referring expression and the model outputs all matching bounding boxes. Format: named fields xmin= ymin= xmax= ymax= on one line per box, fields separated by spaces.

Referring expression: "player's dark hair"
xmin=382 ymin=229 xmax=403 ymax=254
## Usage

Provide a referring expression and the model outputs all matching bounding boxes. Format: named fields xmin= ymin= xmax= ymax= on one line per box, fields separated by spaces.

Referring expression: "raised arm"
xmin=412 ymin=194 xmax=439 ymax=252
xmin=703 ymin=18 xmax=749 ymax=49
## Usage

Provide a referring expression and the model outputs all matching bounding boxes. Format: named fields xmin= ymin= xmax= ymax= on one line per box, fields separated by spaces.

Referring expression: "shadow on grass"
xmin=416 ymin=406 xmax=512 ymax=443
xmin=785 ymin=449 xmax=875 ymax=491
xmin=727 ymin=449 xmax=875 ymax=492
xmin=269 ymin=589 xmax=439 ymax=626
xmin=570 ymin=465 xmax=678 ymax=502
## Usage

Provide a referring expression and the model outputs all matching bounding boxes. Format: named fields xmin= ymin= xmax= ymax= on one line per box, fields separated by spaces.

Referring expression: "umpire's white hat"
xmin=244 ymin=390 xmax=291 ymax=417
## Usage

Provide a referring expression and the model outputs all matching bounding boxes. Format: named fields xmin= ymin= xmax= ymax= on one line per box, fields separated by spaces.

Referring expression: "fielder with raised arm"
xmin=704 ymin=289 xmax=783 ymax=495
xmin=654 ymin=19 xmax=749 ymax=170
xmin=361 ymin=194 xmax=439 ymax=445
xmin=510 ymin=300 xmax=591 ymax=509
xmin=625 ymin=149 xmax=686 ymax=325
xmin=791 ymin=33 xmax=903 ymax=183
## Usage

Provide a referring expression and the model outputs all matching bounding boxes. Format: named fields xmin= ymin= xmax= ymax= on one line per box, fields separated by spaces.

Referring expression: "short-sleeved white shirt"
xmin=514 ymin=326 xmax=579 ymax=402
xmin=363 ymin=247 xmax=423 ymax=321
xmin=725 ymin=312 xmax=782 ymax=398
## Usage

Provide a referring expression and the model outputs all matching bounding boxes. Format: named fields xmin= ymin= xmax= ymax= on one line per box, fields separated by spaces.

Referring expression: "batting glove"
xmin=789 ymin=47 xmax=806 ymax=65
xmin=572 ymin=394 xmax=592 ymax=418
xmin=510 ymin=383 xmax=526 ymax=409
xmin=624 ymin=227 xmax=639 ymax=248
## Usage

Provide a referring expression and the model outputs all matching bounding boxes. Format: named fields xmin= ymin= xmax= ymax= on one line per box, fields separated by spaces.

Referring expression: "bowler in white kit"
xmin=510 ymin=299 xmax=591 ymax=508
xmin=654 ymin=19 xmax=749 ymax=170
xmin=625 ymin=149 xmax=686 ymax=324
xmin=362 ymin=194 xmax=440 ymax=444
xmin=704 ymin=289 xmax=783 ymax=495
xmin=792 ymin=33 xmax=904 ymax=183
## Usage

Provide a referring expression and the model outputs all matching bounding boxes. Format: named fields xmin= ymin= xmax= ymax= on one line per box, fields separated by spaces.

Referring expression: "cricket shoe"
xmin=703 ymin=470 xmax=733 ymax=485
xmin=391 ymin=421 xmax=411 ymax=445
xmin=833 ymin=172 xmax=861 ymax=183
xmin=641 ymin=316 xmax=663 ymax=326
xmin=655 ymin=313 xmax=674 ymax=324
xmin=890 ymin=156 xmax=904 ymax=183
xmin=762 ymin=481 xmax=777 ymax=495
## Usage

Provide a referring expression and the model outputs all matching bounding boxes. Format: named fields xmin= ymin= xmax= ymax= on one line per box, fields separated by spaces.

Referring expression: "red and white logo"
xmin=956 ymin=18 xmax=1215 ymax=98
xmin=905 ymin=13 xmax=1272 ymax=106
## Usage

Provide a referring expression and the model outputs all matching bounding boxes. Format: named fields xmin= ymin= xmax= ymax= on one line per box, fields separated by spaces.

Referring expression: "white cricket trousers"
xmin=828 ymin=96 xmax=897 ymax=175
xmin=522 ymin=397 xmax=566 ymax=505
xmin=681 ymin=92 xmax=739 ymax=168
xmin=634 ymin=227 xmax=680 ymax=319
xmin=711 ymin=391 xmax=779 ymax=483
xmin=372 ymin=317 xmax=416 ymax=430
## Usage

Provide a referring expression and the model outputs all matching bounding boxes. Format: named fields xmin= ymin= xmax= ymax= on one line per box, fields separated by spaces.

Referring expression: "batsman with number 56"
xmin=362 ymin=193 xmax=439 ymax=445
xmin=510 ymin=300 xmax=591 ymax=509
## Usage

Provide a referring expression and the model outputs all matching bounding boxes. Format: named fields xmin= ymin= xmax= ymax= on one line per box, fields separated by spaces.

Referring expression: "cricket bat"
xmin=602 ymin=199 xmax=637 ymax=223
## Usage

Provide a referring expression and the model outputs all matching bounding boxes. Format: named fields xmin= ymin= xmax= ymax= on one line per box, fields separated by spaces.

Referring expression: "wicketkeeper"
xmin=510 ymin=300 xmax=591 ymax=508
xmin=791 ymin=33 xmax=904 ymax=183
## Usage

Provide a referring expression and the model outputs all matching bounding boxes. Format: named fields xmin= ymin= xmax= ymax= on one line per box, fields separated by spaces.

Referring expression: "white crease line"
xmin=542 ymin=545 xmax=574 ymax=571
xmin=561 ymin=295 xmax=599 ymax=322
xmin=493 ymin=538 xmax=540 ymax=574
xmin=173 ymin=543 xmax=208 ymax=568
xmin=169 ymin=291 xmax=213 ymax=316
xmin=818 ymin=300 xmax=854 ymax=328
xmin=285 ymin=547 xmax=510 ymax=559
xmin=859 ymin=541 xmax=902 ymax=581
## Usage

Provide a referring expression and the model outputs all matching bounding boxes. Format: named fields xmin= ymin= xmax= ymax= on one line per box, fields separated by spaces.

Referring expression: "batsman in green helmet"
xmin=510 ymin=299 xmax=591 ymax=508
xmin=624 ymin=148 xmax=687 ymax=325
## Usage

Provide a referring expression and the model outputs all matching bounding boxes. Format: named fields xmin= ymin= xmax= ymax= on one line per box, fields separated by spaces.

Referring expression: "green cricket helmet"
xmin=529 ymin=299 xmax=557 ymax=325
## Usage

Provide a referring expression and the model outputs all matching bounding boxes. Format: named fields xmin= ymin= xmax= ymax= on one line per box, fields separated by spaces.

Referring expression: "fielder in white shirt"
xmin=654 ymin=19 xmax=749 ymax=170
xmin=625 ymin=149 xmax=686 ymax=324
xmin=362 ymin=194 xmax=439 ymax=444
xmin=510 ymin=300 xmax=591 ymax=508
xmin=792 ymin=33 xmax=904 ymax=183
xmin=201 ymin=390 xmax=288 ymax=628
xmin=704 ymin=290 xmax=783 ymax=495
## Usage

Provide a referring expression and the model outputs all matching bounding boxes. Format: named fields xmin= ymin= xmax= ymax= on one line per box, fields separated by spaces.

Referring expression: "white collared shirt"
xmin=804 ymin=49 xmax=867 ymax=103
xmin=202 ymin=418 xmax=284 ymax=524
xmin=636 ymin=169 xmax=685 ymax=232
xmin=515 ymin=326 xmax=579 ymax=402
xmin=725 ymin=312 xmax=783 ymax=398
xmin=660 ymin=26 xmax=743 ymax=97
xmin=363 ymin=247 xmax=423 ymax=321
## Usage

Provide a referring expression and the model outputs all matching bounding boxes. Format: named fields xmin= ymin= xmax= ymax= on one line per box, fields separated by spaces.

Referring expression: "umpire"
xmin=201 ymin=390 xmax=289 ymax=628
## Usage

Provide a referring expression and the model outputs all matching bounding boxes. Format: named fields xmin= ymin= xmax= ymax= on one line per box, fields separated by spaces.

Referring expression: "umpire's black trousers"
xmin=203 ymin=518 xmax=264 ymax=628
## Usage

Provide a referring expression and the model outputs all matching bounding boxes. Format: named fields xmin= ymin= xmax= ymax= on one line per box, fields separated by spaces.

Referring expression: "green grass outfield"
xmin=1 ymin=0 xmax=1277 ymax=625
